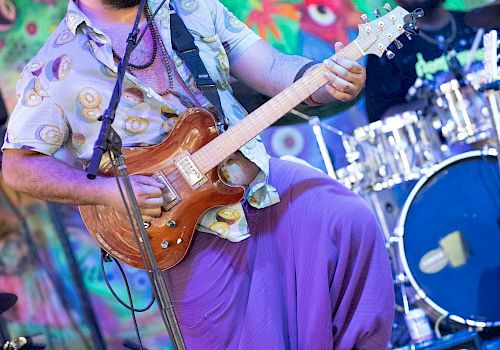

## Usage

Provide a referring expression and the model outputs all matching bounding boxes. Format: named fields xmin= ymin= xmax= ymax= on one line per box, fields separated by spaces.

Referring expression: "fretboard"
xmin=192 ymin=41 xmax=364 ymax=174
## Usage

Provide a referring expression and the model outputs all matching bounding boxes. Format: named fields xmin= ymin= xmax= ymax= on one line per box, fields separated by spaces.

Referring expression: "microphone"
xmin=478 ymin=80 xmax=500 ymax=92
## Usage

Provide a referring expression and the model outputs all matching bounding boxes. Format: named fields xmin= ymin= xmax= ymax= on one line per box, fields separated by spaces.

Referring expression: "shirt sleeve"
xmin=210 ymin=0 xmax=261 ymax=64
xmin=2 ymin=66 xmax=69 ymax=156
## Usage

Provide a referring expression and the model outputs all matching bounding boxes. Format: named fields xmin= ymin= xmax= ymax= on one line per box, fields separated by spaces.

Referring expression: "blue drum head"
xmin=399 ymin=151 xmax=500 ymax=326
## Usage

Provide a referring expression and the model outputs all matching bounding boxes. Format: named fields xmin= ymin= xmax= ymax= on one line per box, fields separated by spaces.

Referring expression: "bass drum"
xmin=396 ymin=149 xmax=500 ymax=327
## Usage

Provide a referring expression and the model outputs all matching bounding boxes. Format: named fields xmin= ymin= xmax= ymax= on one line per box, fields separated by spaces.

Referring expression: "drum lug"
xmin=393 ymin=273 xmax=408 ymax=285
xmin=388 ymin=235 xmax=401 ymax=243
xmin=393 ymin=227 xmax=404 ymax=237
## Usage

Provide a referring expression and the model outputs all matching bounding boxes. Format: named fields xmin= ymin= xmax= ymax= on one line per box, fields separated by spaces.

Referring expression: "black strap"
xmin=169 ymin=5 xmax=226 ymax=128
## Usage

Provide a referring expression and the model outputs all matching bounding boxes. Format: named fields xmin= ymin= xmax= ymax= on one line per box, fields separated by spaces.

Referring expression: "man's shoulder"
xmin=21 ymin=17 xmax=77 ymax=72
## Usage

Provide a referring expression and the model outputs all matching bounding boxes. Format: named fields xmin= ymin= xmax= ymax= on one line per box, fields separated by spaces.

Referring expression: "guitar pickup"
xmin=152 ymin=171 xmax=181 ymax=211
xmin=175 ymin=153 xmax=207 ymax=189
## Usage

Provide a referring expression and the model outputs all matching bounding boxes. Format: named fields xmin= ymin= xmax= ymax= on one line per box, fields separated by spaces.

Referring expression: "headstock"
xmin=355 ymin=4 xmax=423 ymax=59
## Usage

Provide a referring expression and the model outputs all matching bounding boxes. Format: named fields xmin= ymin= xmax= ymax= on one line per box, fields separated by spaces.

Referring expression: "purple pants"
xmin=164 ymin=158 xmax=394 ymax=349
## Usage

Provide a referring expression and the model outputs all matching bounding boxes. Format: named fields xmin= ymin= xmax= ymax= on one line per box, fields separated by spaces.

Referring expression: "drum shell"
xmin=435 ymin=73 xmax=492 ymax=145
xmin=337 ymin=112 xmax=443 ymax=192
xmin=395 ymin=149 xmax=500 ymax=327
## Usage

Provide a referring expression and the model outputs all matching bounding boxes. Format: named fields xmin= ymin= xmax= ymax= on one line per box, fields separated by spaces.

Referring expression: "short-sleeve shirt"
xmin=3 ymin=0 xmax=280 ymax=241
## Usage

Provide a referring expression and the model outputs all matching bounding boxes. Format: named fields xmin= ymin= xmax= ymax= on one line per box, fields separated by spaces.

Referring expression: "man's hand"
xmin=102 ymin=175 xmax=165 ymax=223
xmin=313 ymin=42 xmax=366 ymax=103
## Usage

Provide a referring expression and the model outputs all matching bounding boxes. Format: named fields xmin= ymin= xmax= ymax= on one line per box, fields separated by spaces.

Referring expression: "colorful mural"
xmin=0 ymin=0 xmax=490 ymax=348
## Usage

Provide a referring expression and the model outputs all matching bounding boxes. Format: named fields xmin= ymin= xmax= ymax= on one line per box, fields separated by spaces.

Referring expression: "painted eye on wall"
xmin=307 ymin=4 xmax=337 ymax=26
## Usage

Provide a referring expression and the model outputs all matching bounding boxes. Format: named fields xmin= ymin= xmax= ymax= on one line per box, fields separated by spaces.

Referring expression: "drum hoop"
xmin=395 ymin=148 xmax=498 ymax=328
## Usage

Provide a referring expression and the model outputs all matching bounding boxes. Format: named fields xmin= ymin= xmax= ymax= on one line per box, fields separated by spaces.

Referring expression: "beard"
xmin=102 ymin=0 xmax=141 ymax=8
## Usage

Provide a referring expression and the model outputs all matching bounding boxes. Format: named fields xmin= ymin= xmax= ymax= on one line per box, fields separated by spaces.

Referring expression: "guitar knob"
xmin=394 ymin=39 xmax=404 ymax=49
xmin=386 ymin=50 xmax=396 ymax=59
xmin=161 ymin=240 xmax=169 ymax=249
xmin=168 ymin=220 xmax=177 ymax=228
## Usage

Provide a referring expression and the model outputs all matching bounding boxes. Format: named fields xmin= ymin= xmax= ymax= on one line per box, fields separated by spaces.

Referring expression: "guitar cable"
xmin=98 ymin=150 xmax=160 ymax=350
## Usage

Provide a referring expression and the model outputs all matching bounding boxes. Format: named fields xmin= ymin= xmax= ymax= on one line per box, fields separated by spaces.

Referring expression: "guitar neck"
xmin=192 ymin=41 xmax=364 ymax=173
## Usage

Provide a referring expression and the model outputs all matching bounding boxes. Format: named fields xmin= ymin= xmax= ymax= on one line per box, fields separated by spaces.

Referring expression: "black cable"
xmin=100 ymin=253 xmax=156 ymax=350
xmin=96 ymin=151 xmax=158 ymax=350
xmin=99 ymin=252 xmax=155 ymax=313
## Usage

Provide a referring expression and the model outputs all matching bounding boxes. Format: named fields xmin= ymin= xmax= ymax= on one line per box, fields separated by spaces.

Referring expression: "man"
xmin=365 ymin=0 xmax=482 ymax=122
xmin=2 ymin=0 xmax=394 ymax=348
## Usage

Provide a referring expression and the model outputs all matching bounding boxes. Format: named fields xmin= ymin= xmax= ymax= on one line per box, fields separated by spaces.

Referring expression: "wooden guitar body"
xmin=79 ymin=108 xmax=245 ymax=270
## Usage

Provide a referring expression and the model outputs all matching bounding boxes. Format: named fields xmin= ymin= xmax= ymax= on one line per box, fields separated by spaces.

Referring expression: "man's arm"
xmin=230 ymin=40 xmax=366 ymax=105
xmin=2 ymin=149 xmax=165 ymax=221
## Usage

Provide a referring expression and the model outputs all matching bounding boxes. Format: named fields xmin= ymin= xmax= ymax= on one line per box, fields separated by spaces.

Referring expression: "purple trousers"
xmin=164 ymin=158 xmax=394 ymax=349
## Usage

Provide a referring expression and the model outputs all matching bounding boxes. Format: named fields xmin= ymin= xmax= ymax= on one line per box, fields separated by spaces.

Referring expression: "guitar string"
xmin=194 ymin=21 xmax=403 ymax=172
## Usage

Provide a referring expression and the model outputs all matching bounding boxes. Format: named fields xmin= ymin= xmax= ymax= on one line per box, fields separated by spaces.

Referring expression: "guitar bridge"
xmin=175 ymin=152 xmax=207 ymax=189
xmin=152 ymin=171 xmax=181 ymax=211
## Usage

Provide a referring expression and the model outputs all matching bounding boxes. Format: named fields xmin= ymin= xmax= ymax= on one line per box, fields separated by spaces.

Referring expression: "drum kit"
xmin=331 ymin=28 xmax=500 ymax=346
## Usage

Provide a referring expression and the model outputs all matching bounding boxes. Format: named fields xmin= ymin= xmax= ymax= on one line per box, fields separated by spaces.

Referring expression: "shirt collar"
xmin=65 ymin=1 xmax=94 ymax=35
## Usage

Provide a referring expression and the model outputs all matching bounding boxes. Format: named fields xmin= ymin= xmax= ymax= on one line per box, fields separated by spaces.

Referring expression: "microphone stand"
xmin=85 ymin=1 xmax=185 ymax=349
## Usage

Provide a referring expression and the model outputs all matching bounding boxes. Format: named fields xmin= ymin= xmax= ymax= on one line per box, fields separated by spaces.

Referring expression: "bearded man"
xmin=2 ymin=0 xmax=394 ymax=348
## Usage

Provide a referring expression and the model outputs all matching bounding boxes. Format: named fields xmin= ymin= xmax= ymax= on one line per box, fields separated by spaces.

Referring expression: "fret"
xmin=193 ymin=41 xmax=368 ymax=174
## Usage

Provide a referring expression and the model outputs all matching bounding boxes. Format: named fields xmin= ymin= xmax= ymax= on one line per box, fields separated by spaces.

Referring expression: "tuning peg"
xmin=383 ymin=3 xmax=392 ymax=12
xmin=412 ymin=8 xmax=425 ymax=19
xmin=404 ymin=21 xmax=419 ymax=35
xmin=405 ymin=32 xmax=413 ymax=41
xmin=394 ymin=39 xmax=403 ymax=49
xmin=373 ymin=9 xmax=381 ymax=18
xmin=360 ymin=14 xmax=369 ymax=23
xmin=386 ymin=49 xmax=395 ymax=59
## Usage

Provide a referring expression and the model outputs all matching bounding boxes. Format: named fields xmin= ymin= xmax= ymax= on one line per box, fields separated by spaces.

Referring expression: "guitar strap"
xmin=169 ymin=4 xmax=227 ymax=129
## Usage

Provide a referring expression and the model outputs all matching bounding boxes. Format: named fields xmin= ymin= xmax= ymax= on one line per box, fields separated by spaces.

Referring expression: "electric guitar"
xmin=79 ymin=5 xmax=419 ymax=270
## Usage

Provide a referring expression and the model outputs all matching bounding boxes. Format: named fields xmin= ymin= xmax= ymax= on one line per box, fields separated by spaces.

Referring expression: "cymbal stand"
xmin=288 ymin=109 xmax=337 ymax=178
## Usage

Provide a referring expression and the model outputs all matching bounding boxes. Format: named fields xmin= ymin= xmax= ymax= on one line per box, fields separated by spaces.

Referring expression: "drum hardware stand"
xmin=387 ymin=235 xmax=411 ymax=315
xmin=288 ymin=109 xmax=381 ymax=178
xmin=85 ymin=0 xmax=186 ymax=348
xmin=288 ymin=109 xmax=338 ymax=179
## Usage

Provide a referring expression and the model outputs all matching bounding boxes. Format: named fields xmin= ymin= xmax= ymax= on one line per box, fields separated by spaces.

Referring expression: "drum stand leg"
xmin=362 ymin=191 xmax=411 ymax=314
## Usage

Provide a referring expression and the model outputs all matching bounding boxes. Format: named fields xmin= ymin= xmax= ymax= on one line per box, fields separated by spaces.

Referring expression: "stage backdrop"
xmin=0 ymin=0 xmax=488 ymax=349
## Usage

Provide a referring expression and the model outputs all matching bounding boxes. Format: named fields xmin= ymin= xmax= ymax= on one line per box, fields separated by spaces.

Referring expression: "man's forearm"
xmin=2 ymin=150 xmax=109 ymax=206
xmin=231 ymin=40 xmax=365 ymax=106
xmin=231 ymin=40 xmax=312 ymax=97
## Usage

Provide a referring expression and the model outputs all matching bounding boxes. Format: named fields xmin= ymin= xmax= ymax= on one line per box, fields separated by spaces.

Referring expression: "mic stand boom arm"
xmin=85 ymin=0 xmax=186 ymax=348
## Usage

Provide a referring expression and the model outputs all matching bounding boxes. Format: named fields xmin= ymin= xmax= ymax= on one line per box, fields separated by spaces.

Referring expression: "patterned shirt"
xmin=3 ymin=0 xmax=280 ymax=241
